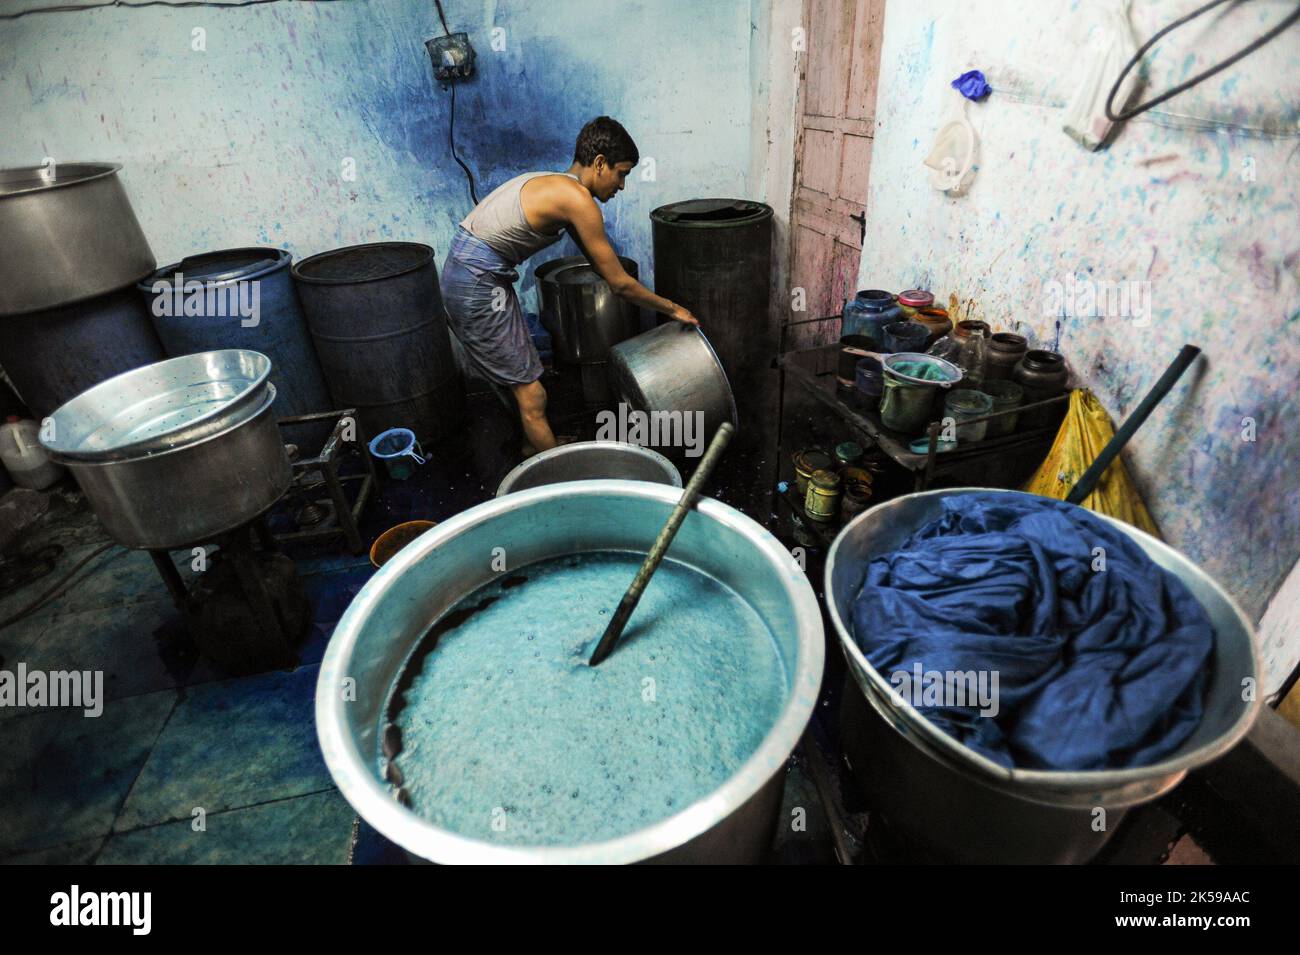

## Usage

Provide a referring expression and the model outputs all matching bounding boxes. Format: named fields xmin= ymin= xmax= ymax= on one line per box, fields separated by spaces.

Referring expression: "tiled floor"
xmin=0 ymin=388 xmax=597 ymax=865
xmin=0 ymin=536 xmax=365 ymax=864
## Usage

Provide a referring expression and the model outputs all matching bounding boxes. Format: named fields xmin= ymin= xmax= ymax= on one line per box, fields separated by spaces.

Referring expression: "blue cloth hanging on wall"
xmin=849 ymin=492 xmax=1214 ymax=771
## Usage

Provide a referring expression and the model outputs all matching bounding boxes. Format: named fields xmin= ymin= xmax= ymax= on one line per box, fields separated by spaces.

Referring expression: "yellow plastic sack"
xmin=1022 ymin=389 xmax=1161 ymax=538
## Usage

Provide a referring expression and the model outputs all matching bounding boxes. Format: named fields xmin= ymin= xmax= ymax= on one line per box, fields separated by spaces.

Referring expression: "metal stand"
xmin=273 ymin=408 xmax=376 ymax=554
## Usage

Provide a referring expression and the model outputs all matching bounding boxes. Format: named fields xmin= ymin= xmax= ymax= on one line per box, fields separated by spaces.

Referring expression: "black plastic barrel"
xmin=0 ymin=284 xmax=165 ymax=417
xmin=649 ymin=199 xmax=774 ymax=437
xmin=291 ymin=242 xmax=464 ymax=443
xmin=139 ymin=248 xmax=331 ymax=421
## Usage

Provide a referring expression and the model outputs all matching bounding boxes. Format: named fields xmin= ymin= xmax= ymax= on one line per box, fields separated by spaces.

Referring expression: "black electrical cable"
xmin=1105 ymin=0 xmax=1300 ymax=123
xmin=433 ymin=0 xmax=450 ymax=37
xmin=448 ymin=78 xmax=479 ymax=206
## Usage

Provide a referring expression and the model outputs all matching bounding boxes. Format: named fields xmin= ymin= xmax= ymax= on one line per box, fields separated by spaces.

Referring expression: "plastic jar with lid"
xmin=896 ymin=289 xmax=934 ymax=320
xmin=0 ymin=416 xmax=64 ymax=490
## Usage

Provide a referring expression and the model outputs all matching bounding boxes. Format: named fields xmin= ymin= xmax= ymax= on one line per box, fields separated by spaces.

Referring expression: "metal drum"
xmin=316 ymin=481 xmax=824 ymax=863
xmin=546 ymin=257 xmax=640 ymax=364
xmin=534 ymin=254 xmax=586 ymax=348
xmin=824 ymin=488 xmax=1261 ymax=863
xmin=496 ymin=440 xmax=681 ymax=496
xmin=41 ymin=350 xmax=291 ymax=549
xmin=607 ymin=323 xmax=738 ymax=457
xmin=292 ymin=242 xmax=464 ymax=443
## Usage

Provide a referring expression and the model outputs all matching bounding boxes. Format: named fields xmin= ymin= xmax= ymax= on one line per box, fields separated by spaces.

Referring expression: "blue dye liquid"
xmin=387 ymin=551 xmax=788 ymax=846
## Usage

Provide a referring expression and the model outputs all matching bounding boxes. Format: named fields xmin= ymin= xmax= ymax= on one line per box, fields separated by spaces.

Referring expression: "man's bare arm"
xmin=561 ymin=190 xmax=698 ymax=325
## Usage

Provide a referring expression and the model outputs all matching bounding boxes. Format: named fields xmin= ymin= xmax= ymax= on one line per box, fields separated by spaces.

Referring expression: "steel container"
xmin=552 ymin=260 xmax=640 ymax=363
xmin=496 ymin=440 xmax=681 ymax=496
xmin=41 ymin=350 xmax=291 ymax=549
xmin=0 ymin=163 xmax=155 ymax=315
xmin=607 ymin=323 xmax=738 ymax=457
xmin=534 ymin=254 xmax=585 ymax=340
xmin=825 ymin=488 xmax=1260 ymax=864
xmin=316 ymin=480 xmax=824 ymax=863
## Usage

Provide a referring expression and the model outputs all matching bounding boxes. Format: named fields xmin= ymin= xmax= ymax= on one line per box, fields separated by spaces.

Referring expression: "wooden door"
xmin=787 ymin=0 xmax=885 ymax=350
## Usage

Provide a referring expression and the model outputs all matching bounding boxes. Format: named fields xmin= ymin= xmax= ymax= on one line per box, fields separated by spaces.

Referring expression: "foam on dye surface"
xmin=387 ymin=551 xmax=788 ymax=846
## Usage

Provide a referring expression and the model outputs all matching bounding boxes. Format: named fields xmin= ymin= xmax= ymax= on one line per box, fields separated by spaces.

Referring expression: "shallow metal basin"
xmin=496 ymin=440 xmax=681 ymax=496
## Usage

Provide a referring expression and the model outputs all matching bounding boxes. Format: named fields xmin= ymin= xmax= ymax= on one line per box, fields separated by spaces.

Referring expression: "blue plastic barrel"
xmin=138 ymin=248 xmax=331 ymax=422
xmin=0 ymin=284 xmax=165 ymax=417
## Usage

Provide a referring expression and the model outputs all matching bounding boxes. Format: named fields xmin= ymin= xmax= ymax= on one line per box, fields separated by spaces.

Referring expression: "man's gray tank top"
xmin=460 ymin=171 xmax=579 ymax=266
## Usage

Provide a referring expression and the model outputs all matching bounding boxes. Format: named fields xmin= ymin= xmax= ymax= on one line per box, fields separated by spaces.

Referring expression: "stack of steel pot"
xmin=40 ymin=350 xmax=291 ymax=550
xmin=535 ymin=254 xmax=641 ymax=408
xmin=0 ymin=163 xmax=164 ymax=416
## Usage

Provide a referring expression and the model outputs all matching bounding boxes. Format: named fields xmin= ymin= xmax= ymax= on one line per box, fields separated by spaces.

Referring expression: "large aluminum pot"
xmin=0 ymin=163 xmax=155 ymax=315
xmin=552 ymin=261 xmax=640 ymax=363
xmin=496 ymin=440 xmax=681 ymax=496
xmin=825 ymin=488 xmax=1260 ymax=864
xmin=608 ymin=323 xmax=738 ymax=457
xmin=536 ymin=255 xmax=639 ymax=363
xmin=41 ymin=350 xmax=291 ymax=549
xmin=535 ymin=254 xmax=585 ymax=349
xmin=316 ymin=480 xmax=824 ymax=863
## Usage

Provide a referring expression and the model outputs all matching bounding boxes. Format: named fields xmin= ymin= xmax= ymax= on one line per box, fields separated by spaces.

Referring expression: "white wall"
xmin=858 ymin=0 xmax=1300 ymax=674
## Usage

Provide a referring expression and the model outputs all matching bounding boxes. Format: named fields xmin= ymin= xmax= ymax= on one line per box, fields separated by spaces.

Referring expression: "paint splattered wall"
xmin=0 ymin=0 xmax=759 ymax=304
xmin=859 ymin=1 xmax=1300 ymax=686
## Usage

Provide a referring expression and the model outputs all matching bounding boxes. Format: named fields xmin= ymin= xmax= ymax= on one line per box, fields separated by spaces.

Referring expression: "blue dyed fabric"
xmin=849 ymin=493 xmax=1213 ymax=770
xmin=951 ymin=69 xmax=992 ymax=100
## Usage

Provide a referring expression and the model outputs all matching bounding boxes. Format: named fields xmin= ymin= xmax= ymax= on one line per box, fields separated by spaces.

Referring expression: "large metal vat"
xmin=608 ymin=323 xmax=738 ymax=458
xmin=0 ymin=284 xmax=166 ymax=418
xmin=316 ymin=480 xmax=824 ymax=863
xmin=0 ymin=163 xmax=155 ymax=315
xmin=41 ymin=351 xmax=291 ymax=549
xmin=139 ymin=248 xmax=331 ymax=420
xmin=825 ymin=488 xmax=1260 ymax=864
xmin=496 ymin=440 xmax=680 ymax=496
xmin=292 ymin=242 xmax=464 ymax=443
xmin=534 ymin=254 xmax=585 ymax=344
xmin=537 ymin=256 xmax=640 ymax=364
xmin=649 ymin=199 xmax=773 ymax=437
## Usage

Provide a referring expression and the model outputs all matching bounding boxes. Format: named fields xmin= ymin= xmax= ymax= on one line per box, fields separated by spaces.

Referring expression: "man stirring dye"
xmin=441 ymin=116 xmax=699 ymax=456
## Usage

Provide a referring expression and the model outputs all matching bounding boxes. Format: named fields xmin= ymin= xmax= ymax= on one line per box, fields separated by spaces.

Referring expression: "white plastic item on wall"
xmin=0 ymin=416 xmax=64 ymax=490
xmin=1062 ymin=0 xmax=1139 ymax=150
xmin=923 ymin=109 xmax=979 ymax=196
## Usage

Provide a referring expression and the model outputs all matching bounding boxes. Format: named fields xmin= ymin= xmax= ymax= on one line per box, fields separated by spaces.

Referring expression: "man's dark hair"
xmin=573 ymin=116 xmax=639 ymax=167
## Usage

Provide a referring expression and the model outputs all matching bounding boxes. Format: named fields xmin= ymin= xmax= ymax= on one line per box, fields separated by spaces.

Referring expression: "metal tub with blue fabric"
xmin=824 ymin=487 xmax=1260 ymax=864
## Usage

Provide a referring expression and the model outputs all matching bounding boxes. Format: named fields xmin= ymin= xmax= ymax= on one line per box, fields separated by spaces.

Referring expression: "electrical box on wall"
xmin=426 ymin=32 xmax=476 ymax=82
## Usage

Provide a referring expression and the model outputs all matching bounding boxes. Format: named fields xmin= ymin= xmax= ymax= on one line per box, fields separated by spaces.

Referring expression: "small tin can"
xmin=804 ymin=468 xmax=841 ymax=523
xmin=834 ymin=441 xmax=864 ymax=470
xmin=793 ymin=448 xmax=833 ymax=499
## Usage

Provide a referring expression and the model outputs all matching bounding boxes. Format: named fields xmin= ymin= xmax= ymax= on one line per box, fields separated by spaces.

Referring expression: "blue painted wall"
xmin=0 ymin=0 xmax=758 ymax=310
